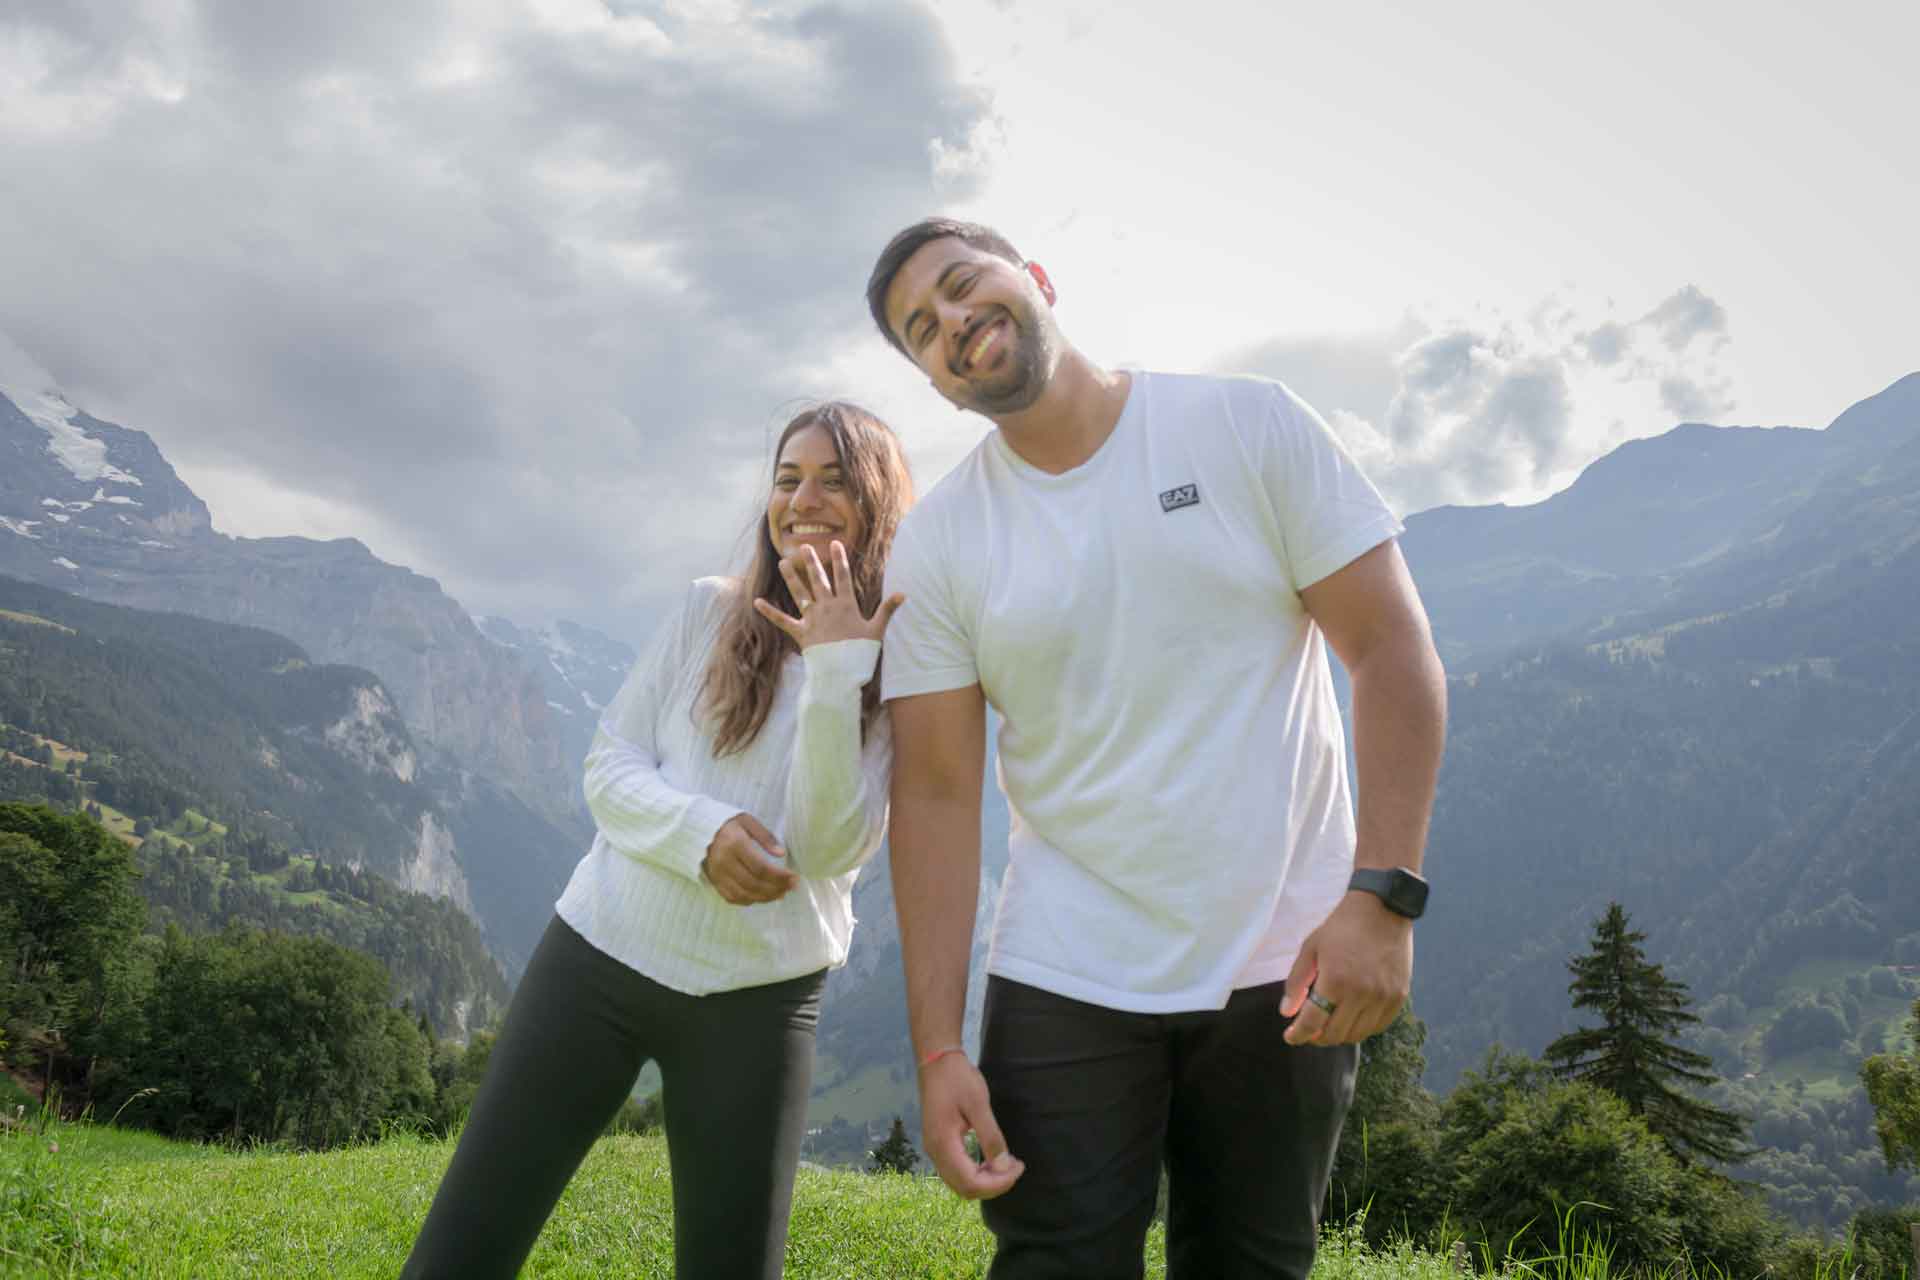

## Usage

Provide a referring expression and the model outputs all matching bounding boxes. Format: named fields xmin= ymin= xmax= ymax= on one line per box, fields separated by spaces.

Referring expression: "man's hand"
xmin=1281 ymin=890 xmax=1413 ymax=1045
xmin=701 ymin=813 xmax=798 ymax=905
xmin=918 ymin=1054 xmax=1024 ymax=1199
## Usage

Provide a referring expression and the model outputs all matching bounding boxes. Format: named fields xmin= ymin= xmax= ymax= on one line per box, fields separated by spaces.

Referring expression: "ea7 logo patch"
xmin=1158 ymin=483 xmax=1201 ymax=513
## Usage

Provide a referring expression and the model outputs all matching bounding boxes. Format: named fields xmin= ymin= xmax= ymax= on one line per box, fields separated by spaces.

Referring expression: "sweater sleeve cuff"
xmin=800 ymin=638 xmax=881 ymax=697
xmin=678 ymin=795 xmax=742 ymax=882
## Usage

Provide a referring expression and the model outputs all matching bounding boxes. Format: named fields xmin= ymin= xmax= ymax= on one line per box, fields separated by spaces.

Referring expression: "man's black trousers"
xmin=978 ymin=975 xmax=1357 ymax=1280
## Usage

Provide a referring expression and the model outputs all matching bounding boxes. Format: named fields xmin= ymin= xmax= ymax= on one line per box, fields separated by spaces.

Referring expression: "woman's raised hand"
xmin=753 ymin=541 xmax=905 ymax=650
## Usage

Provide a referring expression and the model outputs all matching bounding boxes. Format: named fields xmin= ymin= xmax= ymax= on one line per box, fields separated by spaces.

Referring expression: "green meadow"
xmin=0 ymin=1113 xmax=1550 ymax=1280
xmin=9 ymin=1113 xmax=1886 ymax=1280
xmin=1 ymin=1118 xmax=1083 ymax=1279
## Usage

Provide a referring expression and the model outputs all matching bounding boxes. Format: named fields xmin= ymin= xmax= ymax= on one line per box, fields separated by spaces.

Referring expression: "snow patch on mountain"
xmin=0 ymin=385 xmax=144 ymax=486
xmin=1 ymin=517 xmax=40 ymax=539
xmin=51 ymin=557 xmax=79 ymax=571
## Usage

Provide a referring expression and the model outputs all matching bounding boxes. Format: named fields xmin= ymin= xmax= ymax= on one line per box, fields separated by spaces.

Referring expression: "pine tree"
xmin=1543 ymin=902 xmax=1750 ymax=1164
xmin=867 ymin=1115 xmax=919 ymax=1175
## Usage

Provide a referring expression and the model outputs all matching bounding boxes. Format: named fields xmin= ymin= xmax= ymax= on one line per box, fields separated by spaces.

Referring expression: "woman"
xmin=402 ymin=402 xmax=914 ymax=1279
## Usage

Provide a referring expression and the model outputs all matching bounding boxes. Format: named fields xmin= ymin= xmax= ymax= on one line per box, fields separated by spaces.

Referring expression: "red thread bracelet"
xmin=918 ymin=1045 xmax=965 ymax=1069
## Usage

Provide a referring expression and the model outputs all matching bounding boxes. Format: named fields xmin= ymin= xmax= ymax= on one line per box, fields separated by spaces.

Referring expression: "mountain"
xmin=0 ymin=383 xmax=582 ymax=830
xmin=0 ymin=576 xmax=512 ymax=1034
xmin=1389 ymin=375 xmax=1920 ymax=1225
xmin=1400 ymin=372 xmax=1920 ymax=670
xmin=1395 ymin=374 xmax=1919 ymax=1062
xmin=0 ymin=382 xmax=596 ymax=974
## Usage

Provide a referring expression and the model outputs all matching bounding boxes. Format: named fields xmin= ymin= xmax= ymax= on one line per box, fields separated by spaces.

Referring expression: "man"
xmin=867 ymin=217 xmax=1446 ymax=1279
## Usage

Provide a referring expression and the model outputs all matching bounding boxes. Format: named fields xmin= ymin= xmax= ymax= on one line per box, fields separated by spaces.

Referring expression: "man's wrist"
xmin=1347 ymin=866 xmax=1428 ymax=919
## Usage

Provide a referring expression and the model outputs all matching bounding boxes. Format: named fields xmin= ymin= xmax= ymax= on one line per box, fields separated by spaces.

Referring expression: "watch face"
xmin=1388 ymin=874 xmax=1429 ymax=918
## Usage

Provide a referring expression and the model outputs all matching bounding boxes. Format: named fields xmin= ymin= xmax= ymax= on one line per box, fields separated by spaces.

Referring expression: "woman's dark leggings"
xmin=400 ymin=916 xmax=825 ymax=1279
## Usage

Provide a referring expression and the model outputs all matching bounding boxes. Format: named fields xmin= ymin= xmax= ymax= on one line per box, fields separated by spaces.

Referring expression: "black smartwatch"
xmin=1348 ymin=867 xmax=1428 ymax=920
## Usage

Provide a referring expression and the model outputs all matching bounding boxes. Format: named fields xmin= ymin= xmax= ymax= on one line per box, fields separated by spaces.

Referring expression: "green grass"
xmin=0 ymin=1117 xmax=1617 ymax=1279
xmin=6 ymin=1116 xmax=1824 ymax=1279
xmin=0 ymin=1119 xmax=1022 ymax=1278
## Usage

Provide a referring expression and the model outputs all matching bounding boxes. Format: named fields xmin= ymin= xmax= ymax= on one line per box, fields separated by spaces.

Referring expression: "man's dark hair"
xmin=866 ymin=217 xmax=1024 ymax=356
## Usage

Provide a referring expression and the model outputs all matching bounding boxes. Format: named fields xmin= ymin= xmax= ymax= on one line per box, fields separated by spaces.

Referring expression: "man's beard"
xmin=961 ymin=305 xmax=1059 ymax=416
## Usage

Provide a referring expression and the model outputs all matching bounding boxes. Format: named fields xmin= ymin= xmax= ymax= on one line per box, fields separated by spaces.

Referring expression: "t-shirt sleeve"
xmin=1258 ymin=380 xmax=1406 ymax=591
xmin=879 ymin=507 xmax=978 ymax=701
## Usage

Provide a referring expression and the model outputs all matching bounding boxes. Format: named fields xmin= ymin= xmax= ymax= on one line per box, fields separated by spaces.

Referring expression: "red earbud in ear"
xmin=1026 ymin=261 xmax=1056 ymax=306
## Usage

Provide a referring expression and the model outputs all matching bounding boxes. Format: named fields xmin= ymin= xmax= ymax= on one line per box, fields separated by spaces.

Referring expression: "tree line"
xmin=1 ymin=744 xmax=507 ymax=1039
xmin=1331 ymin=902 xmax=1920 ymax=1278
xmin=1 ymin=802 xmax=498 ymax=1148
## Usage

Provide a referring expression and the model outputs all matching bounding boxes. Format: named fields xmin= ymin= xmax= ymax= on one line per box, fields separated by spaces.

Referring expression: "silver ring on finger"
xmin=1305 ymin=989 xmax=1337 ymax=1016
xmin=795 ymin=593 xmax=813 ymax=610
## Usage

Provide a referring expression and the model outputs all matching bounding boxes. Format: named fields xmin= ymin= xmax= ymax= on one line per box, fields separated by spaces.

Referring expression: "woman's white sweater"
xmin=554 ymin=576 xmax=891 ymax=995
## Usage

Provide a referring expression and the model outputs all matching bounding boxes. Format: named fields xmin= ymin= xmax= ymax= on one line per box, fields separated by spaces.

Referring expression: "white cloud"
xmin=1643 ymin=285 xmax=1730 ymax=353
xmin=1226 ymin=286 xmax=1741 ymax=515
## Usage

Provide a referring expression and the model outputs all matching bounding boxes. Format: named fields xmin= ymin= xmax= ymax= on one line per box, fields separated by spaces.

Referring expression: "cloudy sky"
xmin=2 ymin=0 xmax=1914 ymax=641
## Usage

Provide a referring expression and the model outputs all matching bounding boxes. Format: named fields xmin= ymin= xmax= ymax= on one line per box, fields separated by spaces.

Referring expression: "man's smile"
xmin=957 ymin=313 xmax=1009 ymax=375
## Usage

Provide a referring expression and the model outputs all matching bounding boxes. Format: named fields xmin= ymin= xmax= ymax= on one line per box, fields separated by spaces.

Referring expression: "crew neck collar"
xmin=988 ymin=369 xmax=1143 ymax=484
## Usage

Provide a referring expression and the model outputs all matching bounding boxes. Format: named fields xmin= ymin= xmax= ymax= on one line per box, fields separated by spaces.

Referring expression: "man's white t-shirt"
xmin=881 ymin=371 xmax=1404 ymax=1013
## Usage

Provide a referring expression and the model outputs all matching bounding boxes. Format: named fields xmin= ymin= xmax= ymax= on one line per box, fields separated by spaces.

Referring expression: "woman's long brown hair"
xmin=699 ymin=401 xmax=914 ymax=757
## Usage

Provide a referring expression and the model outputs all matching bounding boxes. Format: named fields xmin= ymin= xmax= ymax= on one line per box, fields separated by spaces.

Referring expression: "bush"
xmin=1668 ymin=1165 xmax=1780 ymax=1278
xmin=1330 ymin=1117 xmax=1447 ymax=1245
xmin=1452 ymin=1079 xmax=1684 ymax=1269
xmin=1846 ymin=1205 xmax=1920 ymax=1280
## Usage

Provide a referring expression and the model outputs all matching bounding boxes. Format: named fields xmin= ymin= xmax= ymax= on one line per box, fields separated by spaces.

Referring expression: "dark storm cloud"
xmin=0 ymin=0 xmax=991 ymax=634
